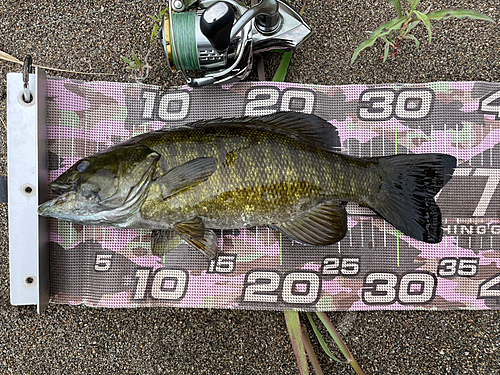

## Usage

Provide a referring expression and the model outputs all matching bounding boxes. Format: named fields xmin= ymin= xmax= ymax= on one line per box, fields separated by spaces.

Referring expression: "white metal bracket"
xmin=7 ymin=67 xmax=49 ymax=314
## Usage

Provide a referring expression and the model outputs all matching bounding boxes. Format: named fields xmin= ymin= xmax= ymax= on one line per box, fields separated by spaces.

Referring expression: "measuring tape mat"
xmin=46 ymin=79 xmax=500 ymax=311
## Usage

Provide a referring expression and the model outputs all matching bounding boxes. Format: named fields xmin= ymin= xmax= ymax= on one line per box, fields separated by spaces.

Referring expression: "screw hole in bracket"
xmin=24 ymin=274 xmax=36 ymax=286
xmin=21 ymin=183 xmax=35 ymax=197
xmin=18 ymin=90 xmax=34 ymax=106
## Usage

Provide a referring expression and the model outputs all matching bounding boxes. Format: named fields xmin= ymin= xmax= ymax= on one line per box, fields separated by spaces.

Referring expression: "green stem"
xmin=284 ymin=311 xmax=309 ymax=375
xmin=316 ymin=312 xmax=365 ymax=375
xmin=397 ymin=233 xmax=400 ymax=267
xmin=272 ymin=52 xmax=293 ymax=82
xmin=301 ymin=326 xmax=324 ymax=375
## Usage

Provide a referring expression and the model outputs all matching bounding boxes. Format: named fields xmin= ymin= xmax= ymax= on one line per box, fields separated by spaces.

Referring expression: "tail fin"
xmin=371 ymin=153 xmax=456 ymax=243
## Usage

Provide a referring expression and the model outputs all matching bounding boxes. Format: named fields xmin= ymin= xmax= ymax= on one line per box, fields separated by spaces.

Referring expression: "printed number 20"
xmin=244 ymin=88 xmax=315 ymax=116
xmin=242 ymin=271 xmax=321 ymax=305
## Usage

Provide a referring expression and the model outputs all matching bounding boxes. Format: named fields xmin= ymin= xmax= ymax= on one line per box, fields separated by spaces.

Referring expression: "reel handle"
xmin=201 ymin=0 xmax=279 ymax=52
xmin=200 ymin=2 xmax=235 ymax=52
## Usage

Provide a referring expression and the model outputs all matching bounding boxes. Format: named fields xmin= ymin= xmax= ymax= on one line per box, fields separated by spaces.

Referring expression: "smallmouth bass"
xmin=39 ymin=112 xmax=457 ymax=259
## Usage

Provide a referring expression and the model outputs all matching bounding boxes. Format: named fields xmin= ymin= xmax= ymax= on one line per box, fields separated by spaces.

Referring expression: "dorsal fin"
xmin=188 ymin=111 xmax=341 ymax=152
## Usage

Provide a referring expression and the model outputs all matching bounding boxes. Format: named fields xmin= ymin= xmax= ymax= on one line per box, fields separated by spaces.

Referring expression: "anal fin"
xmin=274 ymin=202 xmax=347 ymax=246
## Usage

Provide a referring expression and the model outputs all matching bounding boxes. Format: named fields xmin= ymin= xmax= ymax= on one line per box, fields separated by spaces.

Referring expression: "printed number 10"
xmin=133 ymin=269 xmax=188 ymax=301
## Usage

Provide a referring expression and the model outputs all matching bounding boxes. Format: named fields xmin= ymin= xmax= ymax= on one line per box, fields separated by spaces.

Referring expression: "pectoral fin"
xmin=159 ymin=157 xmax=217 ymax=199
xmin=151 ymin=229 xmax=182 ymax=256
xmin=274 ymin=202 xmax=348 ymax=246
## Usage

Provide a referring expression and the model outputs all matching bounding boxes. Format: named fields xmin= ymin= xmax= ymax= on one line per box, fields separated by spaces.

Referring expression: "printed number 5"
xmin=95 ymin=254 xmax=112 ymax=271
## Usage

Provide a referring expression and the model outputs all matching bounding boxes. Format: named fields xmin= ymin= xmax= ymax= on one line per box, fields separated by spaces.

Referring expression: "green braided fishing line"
xmin=171 ymin=12 xmax=199 ymax=71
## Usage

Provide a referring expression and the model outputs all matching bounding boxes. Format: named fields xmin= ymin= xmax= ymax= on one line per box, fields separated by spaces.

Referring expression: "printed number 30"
xmin=362 ymin=272 xmax=437 ymax=305
xmin=358 ymin=88 xmax=434 ymax=121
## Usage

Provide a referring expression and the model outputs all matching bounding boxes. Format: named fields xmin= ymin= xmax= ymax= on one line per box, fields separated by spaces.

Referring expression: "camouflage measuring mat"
xmin=46 ymin=79 xmax=500 ymax=311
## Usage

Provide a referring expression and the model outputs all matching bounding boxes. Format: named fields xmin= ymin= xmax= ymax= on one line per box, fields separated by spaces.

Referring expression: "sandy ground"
xmin=1 ymin=0 xmax=500 ymax=373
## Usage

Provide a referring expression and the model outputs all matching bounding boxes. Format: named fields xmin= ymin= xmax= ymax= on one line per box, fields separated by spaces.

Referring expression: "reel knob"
xmin=200 ymin=2 xmax=235 ymax=52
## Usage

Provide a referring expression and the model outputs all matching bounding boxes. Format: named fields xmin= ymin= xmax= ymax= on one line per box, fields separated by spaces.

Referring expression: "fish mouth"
xmin=38 ymin=192 xmax=72 ymax=217
xmin=49 ymin=181 xmax=75 ymax=195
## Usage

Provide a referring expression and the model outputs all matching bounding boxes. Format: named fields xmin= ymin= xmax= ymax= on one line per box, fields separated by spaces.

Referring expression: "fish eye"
xmin=76 ymin=160 xmax=91 ymax=173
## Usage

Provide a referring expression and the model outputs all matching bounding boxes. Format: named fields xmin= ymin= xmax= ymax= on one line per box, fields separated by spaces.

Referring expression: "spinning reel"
xmin=160 ymin=0 xmax=311 ymax=87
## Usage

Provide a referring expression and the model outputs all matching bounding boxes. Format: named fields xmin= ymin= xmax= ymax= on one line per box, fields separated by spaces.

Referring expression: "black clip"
xmin=22 ymin=56 xmax=33 ymax=103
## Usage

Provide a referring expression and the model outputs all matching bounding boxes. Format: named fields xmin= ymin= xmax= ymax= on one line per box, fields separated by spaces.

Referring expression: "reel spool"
xmin=161 ymin=0 xmax=311 ymax=87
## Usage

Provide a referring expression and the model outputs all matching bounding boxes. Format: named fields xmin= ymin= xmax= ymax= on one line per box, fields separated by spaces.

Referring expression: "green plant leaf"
xmin=406 ymin=19 xmax=421 ymax=33
xmin=409 ymin=0 xmax=421 ymax=13
xmin=120 ymin=55 xmax=133 ymax=65
xmin=272 ymin=51 xmax=293 ymax=82
xmin=414 ymin=10 xmax=432 ymax=43
xmin=351 ymin=17 xmax=406 ymax=63
xmin=299 ymin=0 xmax=307 ymax=16
xmin=381 ymin=35 xmax=394 ymax=48
xmin=284 ymin=311 xmax=309 ymax=375
xmin=148 ymin=14 xmax=159 ymax=22
xmin=151 ymin=23 xmax=158 ymax=45
xmin=306 ymin=313 xmax=349 ymax=363
xmin=387 ymin=0 xmax=402 ymax=17
xmin=427 ymin=9 xmax=495 ymax=23
xmin=383 ymin=41 xmax=390 ymax=62
xmin=403 ymin=34 xmax=420 ymax=49
xmin=133 ymin=53 xmax=141 ymax=70
xmin=372 ymin=16 xmax=408 ymax=39
xmin=316 ymin=312 xmax=366 ymax=375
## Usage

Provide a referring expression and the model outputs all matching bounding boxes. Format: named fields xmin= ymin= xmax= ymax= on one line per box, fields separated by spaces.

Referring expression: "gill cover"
xmin=39 ymin=145 xmax=160 ymax=225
